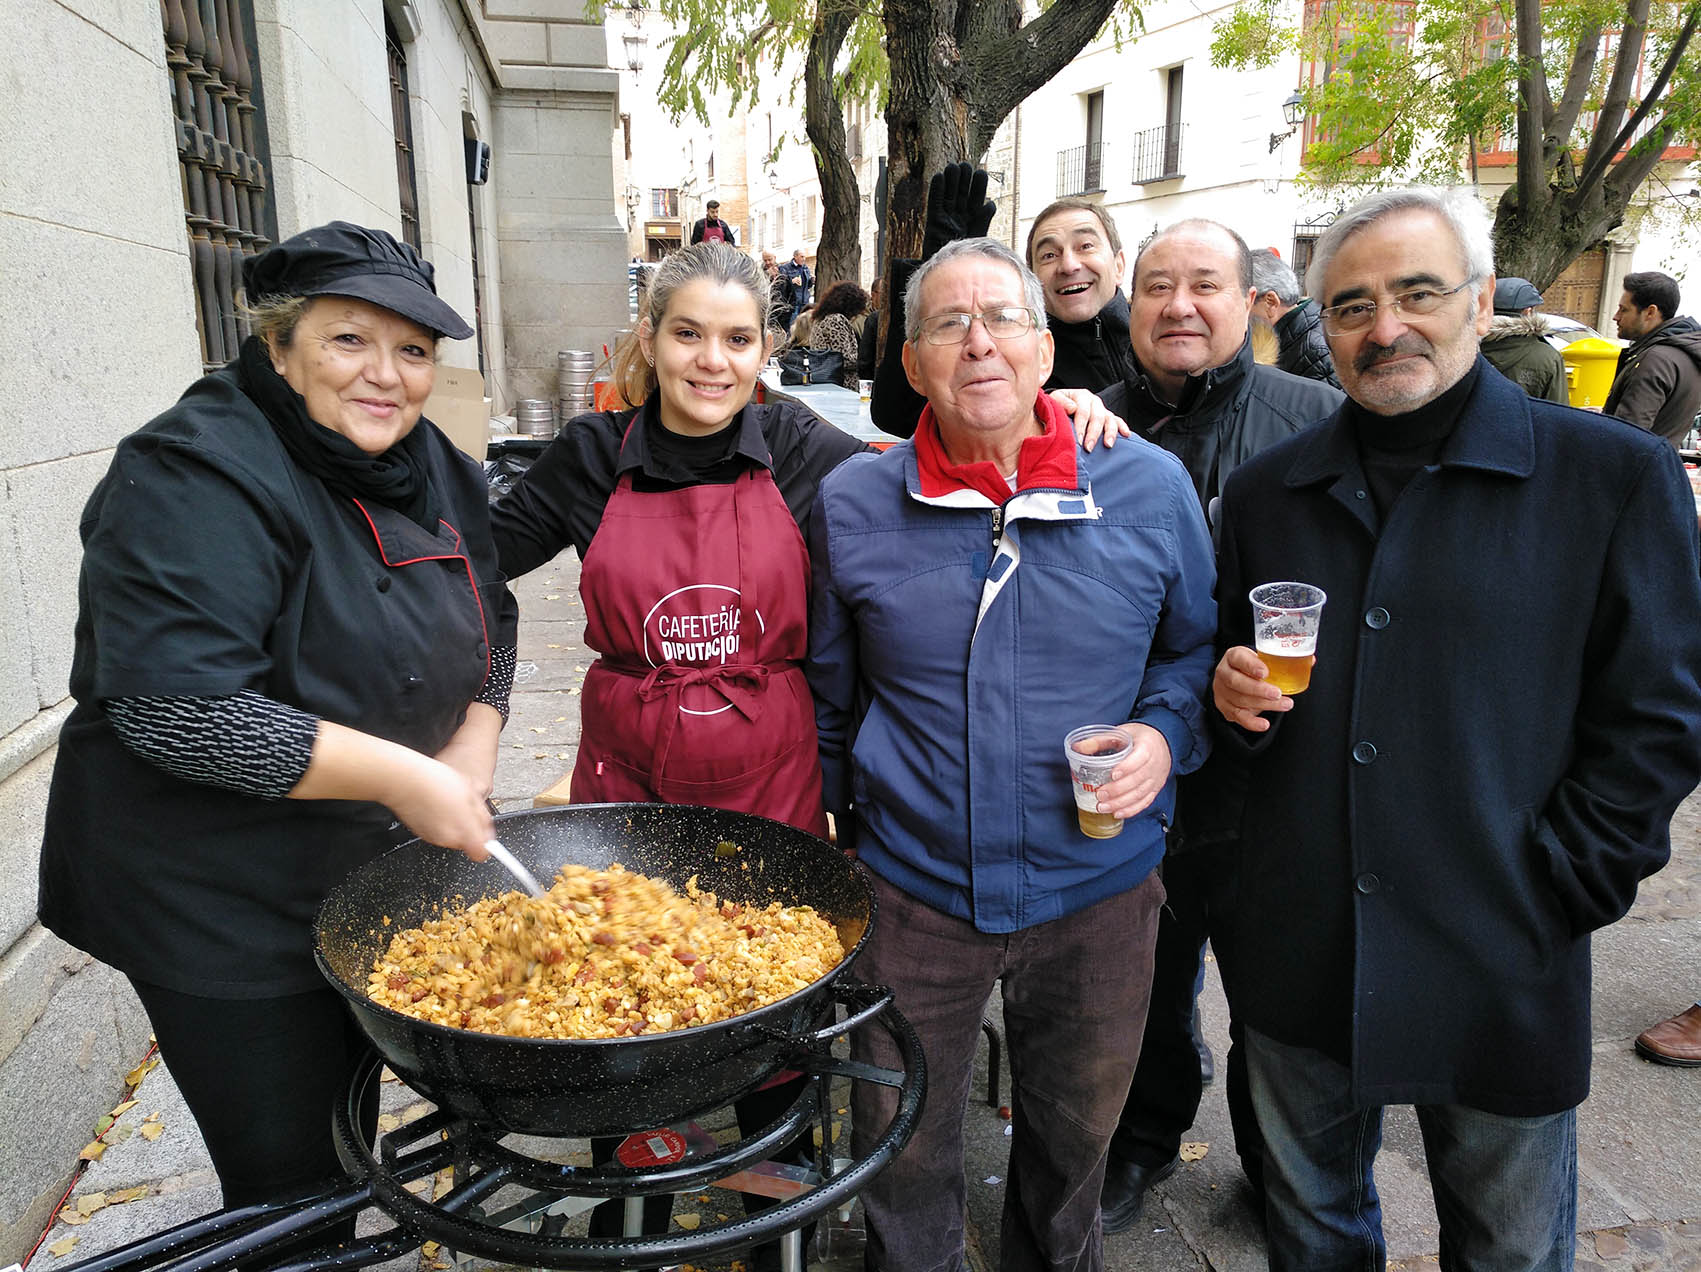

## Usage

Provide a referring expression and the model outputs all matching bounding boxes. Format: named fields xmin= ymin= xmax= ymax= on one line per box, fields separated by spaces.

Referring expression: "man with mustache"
xmin=1096 ymin=218 xmax=1341 ymax=1234
xmin=1210 ymin=186 xmax=1701 ymax=1269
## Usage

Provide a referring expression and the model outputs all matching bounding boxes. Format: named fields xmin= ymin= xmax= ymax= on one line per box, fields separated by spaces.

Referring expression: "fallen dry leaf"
xmin=1179 ymin=1141 xmax=1209 ymax=1162
xmin=673 ymin=1213 xmax=701 ymax=1230
xmin=76 ymin=1193 xmax=108 ymax=1215
xmin=421 ymin=1242 xmax=440 ymax=1258
xmin=529 ymin=726 xmax=546 ymax=734
xmin=48 ymin=1236 xmax=79 ymax=1257
xmin=124 ymin=1058 xmax=159 ymax=1087
xmin=139 ymin=1122 xmax=165 ymax=1142
xmin=110 ymin=1099 xmax=139 ymax=1118
xmin=109 ymin=1187 xmax=149 ymax=1204
xmin=56 ymin=1210 xmax=89 ymax=1227
xmin=77 ymin=1141 xmax=107 ymax=1162
xmin=376 ymin=1113 xmax=401 ymax=1132
xmin=544 ymin=594 xmax=561 ymax=601
xmin=143 ymin=1111 xmax=162 ymax=1123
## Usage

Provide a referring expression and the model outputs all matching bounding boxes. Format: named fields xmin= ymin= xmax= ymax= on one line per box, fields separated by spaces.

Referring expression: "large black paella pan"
xmin=314 ymin=803 xmax=880 ymax=1136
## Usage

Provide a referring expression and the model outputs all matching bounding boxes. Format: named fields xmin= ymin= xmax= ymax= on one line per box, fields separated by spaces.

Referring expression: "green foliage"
xmin=584 ymin=0 xmax=888 ymax=128
xmin=1210 ymin=0 xmax=1701 ymax=190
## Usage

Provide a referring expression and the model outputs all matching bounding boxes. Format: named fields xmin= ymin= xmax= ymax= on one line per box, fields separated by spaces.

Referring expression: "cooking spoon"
xmin=483 ymin=839 xmax=546 ymax=898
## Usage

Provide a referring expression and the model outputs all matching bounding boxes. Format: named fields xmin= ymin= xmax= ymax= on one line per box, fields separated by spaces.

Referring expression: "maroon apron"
xmin=572 ymin=459 xmax=828 ymax=837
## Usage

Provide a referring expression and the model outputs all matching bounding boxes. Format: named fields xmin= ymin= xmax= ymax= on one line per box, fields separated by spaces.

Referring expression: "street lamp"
xmin=622 ymin=30 xmax=646 ymax=73
xmin=1268 ymin=89 xmax=1306 ymax=153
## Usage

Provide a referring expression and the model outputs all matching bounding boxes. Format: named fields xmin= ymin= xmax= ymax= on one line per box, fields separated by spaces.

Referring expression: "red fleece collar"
xmin=914 ymin=393 xmax=1079 ymax=503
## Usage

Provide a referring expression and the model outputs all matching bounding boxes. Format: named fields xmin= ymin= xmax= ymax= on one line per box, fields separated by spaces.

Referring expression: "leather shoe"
xmin=1100 ymin=1153 xmax=1179 ymax=1234
xmin=1635 ymin=1004 xmax=1701 ymax=1066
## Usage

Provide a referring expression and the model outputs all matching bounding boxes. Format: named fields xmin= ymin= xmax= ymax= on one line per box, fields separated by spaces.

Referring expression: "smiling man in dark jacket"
xmin=869 ymin=171 xmax=1137 ymax=437
xmin=1212 ymin=186 xmax=1701 ymax=1271
xmin=1096 ymin=218 xmax=1341 ymax=1233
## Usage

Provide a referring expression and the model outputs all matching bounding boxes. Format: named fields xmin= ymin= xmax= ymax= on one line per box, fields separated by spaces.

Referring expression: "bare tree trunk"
xmin=804 ymin=0 xmax=861 ymax=289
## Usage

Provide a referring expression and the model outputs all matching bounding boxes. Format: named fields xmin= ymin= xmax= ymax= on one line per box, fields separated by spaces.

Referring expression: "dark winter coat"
xmin=1102 ymin=335 xmax=1343 ymax=525
xmin=1273 ymin=299 xmax=1341 ymax=388
xmin=1213 ymin=359 xmax=1701 ymax=1114
xmin=1481 ymin=314 xmax=1568 ymax=403
xmin=1605 ymin=314 xmax=1701 ymax=445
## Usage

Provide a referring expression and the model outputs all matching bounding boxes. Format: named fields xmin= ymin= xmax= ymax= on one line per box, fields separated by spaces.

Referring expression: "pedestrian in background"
xmin=1481 ymin=276 xmax=1568 ymax=403
xmin=806 ymin=280 xmax=868 ymax=388
xmin=1250 ymin=248 xmax=1341 ymax=387
xmin=781 ymin=248 xmax=814 ymax=324
xmin=689 ymin=198 xmax=736 ymax=245
xmin=1605 ymin=269 xmax=1701 ymax=446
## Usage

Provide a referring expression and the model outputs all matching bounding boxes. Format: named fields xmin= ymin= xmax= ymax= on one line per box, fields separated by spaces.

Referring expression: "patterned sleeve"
xmin=475 ymin=645 xmax=517 ymax=722
xmin=104 ymin=689 xmax=319 ymax=800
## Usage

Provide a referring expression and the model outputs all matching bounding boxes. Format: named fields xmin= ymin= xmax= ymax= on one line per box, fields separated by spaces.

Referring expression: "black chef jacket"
xmin=38 ymin=364 xmax=518 ymax=997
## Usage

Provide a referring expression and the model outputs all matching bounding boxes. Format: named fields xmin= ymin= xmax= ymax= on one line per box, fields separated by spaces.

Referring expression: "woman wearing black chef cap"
xmin=38 ymin=222 xmax=517 ymax=1219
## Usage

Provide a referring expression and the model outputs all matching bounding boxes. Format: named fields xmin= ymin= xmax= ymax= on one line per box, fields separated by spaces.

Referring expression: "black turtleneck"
xmin=1347 ymin=362 xmax=1481 ymax=520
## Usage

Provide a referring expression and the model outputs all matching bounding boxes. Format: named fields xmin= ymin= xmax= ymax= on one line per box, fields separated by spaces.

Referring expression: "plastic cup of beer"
xmin=1064 ymin=725 xmax=1133 ymax=839
xmin=857 ymin=378 xmax=873 ymax=401
xmin=1249 ymin=582 xmax=1327 ymax=695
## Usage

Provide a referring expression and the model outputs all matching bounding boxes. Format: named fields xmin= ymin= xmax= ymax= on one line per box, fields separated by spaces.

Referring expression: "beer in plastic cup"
xmin=1249 ymin=582 xmax=1327 ymax=695
xmin=858 ymin=378 xmax=873 ymax=401
xmin=1064 ymin=725 xmax=1133 ymax=838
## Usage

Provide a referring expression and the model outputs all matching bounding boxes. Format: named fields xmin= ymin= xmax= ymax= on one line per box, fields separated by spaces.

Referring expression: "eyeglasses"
xmin=1319 ymin=281 xmax=1476 ymax=335
xmin=915 ymin=306 xmax=1040 ymax=345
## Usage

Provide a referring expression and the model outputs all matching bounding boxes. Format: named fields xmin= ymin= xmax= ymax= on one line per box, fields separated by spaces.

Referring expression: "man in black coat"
xmin=1096 ymin=220 xmax=1342 ymax=1234
xmin=1250 ymin=248 xmax=1341 ymax=387
xmin=1606 ymin=269 xmax=1701 ymax=446
xmin=1212 ymin=186 xmax=1701 ymax=1270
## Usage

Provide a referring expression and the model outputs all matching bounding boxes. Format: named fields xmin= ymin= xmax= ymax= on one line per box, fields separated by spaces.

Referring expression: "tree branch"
xmin=1548 ymin=19 xmax=1603 ymax=158
xmin=1578 ymin=0 xmax=1652 ymax=181
xmin=1514 ymin=0 xmax=1547 ymax=212
xmin=1577 ymin=1 xmax=1700 ymax=197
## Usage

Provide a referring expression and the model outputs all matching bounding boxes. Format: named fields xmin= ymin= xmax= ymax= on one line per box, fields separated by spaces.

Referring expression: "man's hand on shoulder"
xmin=1052 ymin=388 xmax=1131 ymax=451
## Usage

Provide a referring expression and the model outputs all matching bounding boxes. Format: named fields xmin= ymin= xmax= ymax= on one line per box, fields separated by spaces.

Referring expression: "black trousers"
xmin=128 ymin=979 xmax=380 ymax=1250
xmin=1107 ymin=844 xmax=1264 ymax=1186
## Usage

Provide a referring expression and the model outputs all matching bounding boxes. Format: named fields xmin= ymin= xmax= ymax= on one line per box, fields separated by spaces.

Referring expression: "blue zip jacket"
xmin=807 ymin=422 xmax=1217 ymax=933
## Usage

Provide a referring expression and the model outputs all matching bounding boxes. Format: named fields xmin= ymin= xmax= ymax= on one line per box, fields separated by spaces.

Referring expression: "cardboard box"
xmin=425 ymin=365 xmax=490 ymax=460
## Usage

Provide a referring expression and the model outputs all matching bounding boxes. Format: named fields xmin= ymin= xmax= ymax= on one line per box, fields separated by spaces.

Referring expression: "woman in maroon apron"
xmin=491 ymin=241 xmax=870 ymax=1269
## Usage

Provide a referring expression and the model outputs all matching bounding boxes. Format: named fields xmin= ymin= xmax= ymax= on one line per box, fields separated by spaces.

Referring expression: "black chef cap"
xmin=242 ymin=222 xmax=474 ymax=340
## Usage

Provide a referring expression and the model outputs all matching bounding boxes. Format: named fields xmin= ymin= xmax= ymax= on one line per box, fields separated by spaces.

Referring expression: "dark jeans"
xmin=1246 ymin=1027 xmax=1578 ymax=1272
xmin=1109 ymin=843 xmax=1262 ymax=1185
xmin=130 ymin=979 xmax=379 ymax=1255
xmin=851 ymin=871 xmax=1165 ymax=1272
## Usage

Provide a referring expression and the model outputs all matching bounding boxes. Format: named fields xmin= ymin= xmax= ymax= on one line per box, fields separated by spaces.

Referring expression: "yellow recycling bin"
xmin=1560 ymin=336 xmax=1622 ymax=410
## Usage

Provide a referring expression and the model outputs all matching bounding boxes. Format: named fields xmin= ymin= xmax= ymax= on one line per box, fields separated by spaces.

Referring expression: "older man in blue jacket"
xmin=1212 ymin=186 xmax=1701 ymax=1271
xmin=807 ymin=237 xmax=1217 ymax=1271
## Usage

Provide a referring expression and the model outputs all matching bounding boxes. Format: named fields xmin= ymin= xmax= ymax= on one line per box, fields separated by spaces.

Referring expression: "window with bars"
xmin=386 ymin=14 xmax=422 ymax=249
xmin=161 ymin=0 xmax=277 ymax=371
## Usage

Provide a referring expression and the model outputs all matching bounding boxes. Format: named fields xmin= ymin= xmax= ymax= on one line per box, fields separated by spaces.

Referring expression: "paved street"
xmin=25 ymin=546 xmax=1701 ymax=1272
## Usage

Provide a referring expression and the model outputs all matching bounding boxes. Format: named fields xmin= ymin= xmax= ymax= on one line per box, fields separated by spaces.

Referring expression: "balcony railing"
xmin=1132 ymin=124 xmax=1185 ymax=184
xmin=1056 ymin=142 xmax=1109 ymax=196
